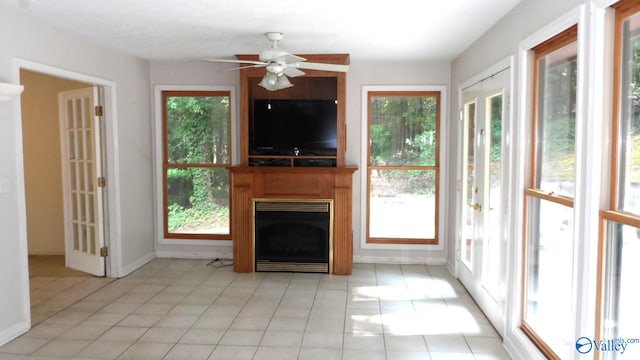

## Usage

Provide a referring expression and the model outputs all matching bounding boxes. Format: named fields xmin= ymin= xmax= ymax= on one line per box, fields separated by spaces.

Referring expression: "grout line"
xmin=4 ymin=259 xmax=510 ymax=359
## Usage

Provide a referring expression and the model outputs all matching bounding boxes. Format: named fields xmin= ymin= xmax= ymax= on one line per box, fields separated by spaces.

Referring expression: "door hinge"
xmin=100 ymin=246 xmax=108 ymax=257
xmin=95 ymin=105 xmax=103 ymax=117
xmin=97 ymin=177 xmax=106 ymax=187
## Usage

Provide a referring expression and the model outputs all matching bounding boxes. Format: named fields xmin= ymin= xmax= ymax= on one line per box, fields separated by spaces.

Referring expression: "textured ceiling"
xmin=1 ymin=0 xmax=521 ymax=61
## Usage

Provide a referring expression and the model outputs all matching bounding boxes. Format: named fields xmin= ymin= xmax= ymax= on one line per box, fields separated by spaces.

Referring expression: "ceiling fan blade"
xmin=281 ymin=53 xmax=306 ymax=63
xmin=291 ymin=62 xmax=349 ymax=72
xmin=203 ymin=58 xmax=266 ymax=66
xmin=223 ymin=64 xmax=267 ymax=72
xmin=282 ymin=67 xmax=305 ymax=78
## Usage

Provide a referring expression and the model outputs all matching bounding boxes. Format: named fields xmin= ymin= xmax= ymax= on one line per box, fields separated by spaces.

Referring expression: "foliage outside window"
xmin=162 ymin=91 xmax=231 ymax=239
xmin=598 ymin=1 xmax=640 ymax=358
xmin=366 ymin=91 xmax=440 ymax=244
xmin=522 ymin=25 xmax=578 ymax=360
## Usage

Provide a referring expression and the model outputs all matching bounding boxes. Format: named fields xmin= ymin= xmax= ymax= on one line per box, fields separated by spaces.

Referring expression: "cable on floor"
xmin=206 ymin=258 xmax=233 ymax=268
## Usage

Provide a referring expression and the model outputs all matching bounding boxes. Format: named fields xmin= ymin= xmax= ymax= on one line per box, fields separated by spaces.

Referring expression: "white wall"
xmin=346 ymin=60 xmax=451 ymax=264
xmin=448 ymin=0 xmax=583 ymax=269
xmin=149 ymin=59 xmax=452 ymax=264
xmin=0 ymin=4 xmax=153 ymax=345
xmin=149 ymin=61 xmax=239 ymax=259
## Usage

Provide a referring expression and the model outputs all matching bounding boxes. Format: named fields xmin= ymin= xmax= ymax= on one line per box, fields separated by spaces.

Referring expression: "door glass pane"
xmin=69 ymin=161 xmax=77 ymax=191
xmin=166 ymin=95 xmax=230 ymax=165
xmin=463 ymin=101 xmax=476 ymax=267
xmin=85 ymin=130 xmax=93 ymax=161
xmin=167 ymin=167 xmax=230 ymax=234
xmin=87 ymin=162 xmax=94 ymax=192
xmin=524 ymin=196 xmax=574 ymax=359
xmin=483 ymin=94 xmax=503 ymax=298
xmin=601 ymin=221 xmax=640 ymax=359
xmin=618 ymin=12 xmax=640 ymax=214
xmin=77 ymin=161 xmax=85 ymax=192
xmin=536 ymin=41 xmax=578 ymax=198
xmin=369 ymin=169 xmax=436 ymax=239
xmin=369 ymin=96 xmax=438 ymax=166
xmin=67 ymin=131 xmax=76 ymax=160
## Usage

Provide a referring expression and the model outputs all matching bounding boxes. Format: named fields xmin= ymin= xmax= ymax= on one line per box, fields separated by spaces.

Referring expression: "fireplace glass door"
xmin=254 ymin=200 xmax=332 ymax=273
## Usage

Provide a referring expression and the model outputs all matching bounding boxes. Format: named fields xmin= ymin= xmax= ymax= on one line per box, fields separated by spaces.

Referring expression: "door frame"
xmin=455 ymin=56 xmax=515 ymax=336
xmin=12 ymin=58 xmax=122 ymax=320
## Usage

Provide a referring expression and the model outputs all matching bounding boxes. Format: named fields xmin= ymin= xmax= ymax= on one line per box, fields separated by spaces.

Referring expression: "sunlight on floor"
xmin=0 ymin=260 xmax=510 ymax=359
xmin=347 ymin=283 xmax=487 ymax=337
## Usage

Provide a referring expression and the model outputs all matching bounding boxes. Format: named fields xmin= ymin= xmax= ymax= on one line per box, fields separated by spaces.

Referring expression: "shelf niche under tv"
xmin=237 ymin=54 xmax=349 ymax=167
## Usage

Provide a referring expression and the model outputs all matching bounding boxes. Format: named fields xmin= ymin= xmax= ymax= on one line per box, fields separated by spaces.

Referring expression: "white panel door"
xmin=58 ymin=87 xmax=105 ymax=276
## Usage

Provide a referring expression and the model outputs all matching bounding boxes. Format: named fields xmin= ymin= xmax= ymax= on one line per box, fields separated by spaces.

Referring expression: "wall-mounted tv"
xmin=250 ymin=99 xmax=337 ymax=156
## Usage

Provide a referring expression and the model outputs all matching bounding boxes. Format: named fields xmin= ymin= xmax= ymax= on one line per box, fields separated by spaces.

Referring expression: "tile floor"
xmin=0 ymin=258 xmax=512 ymax=359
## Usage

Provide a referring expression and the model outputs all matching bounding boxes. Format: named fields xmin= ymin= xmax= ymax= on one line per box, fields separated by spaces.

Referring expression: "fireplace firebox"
xmin=254 ymin=200 xmax=332 ymax=273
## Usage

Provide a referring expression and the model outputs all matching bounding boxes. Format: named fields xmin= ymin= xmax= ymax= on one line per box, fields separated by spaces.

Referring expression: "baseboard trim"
xmin=0 ymin=321 xmax=30 ymax=347
xmin=120 ymin=252 xmax=155 ymax=277
xmin=155 ymin=250 xmax=233 ymax=260
xmin=353 ymin=255 xmax=447 ymax=265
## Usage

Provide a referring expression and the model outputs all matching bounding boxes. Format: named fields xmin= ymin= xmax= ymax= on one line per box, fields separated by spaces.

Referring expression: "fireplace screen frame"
xmin=253 ymin=198 xmax=334 ymax=273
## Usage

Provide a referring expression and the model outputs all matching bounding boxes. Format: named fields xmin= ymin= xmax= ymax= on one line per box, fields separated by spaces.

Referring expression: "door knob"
xmin=469 ymin=203 xmax=482 ymax=211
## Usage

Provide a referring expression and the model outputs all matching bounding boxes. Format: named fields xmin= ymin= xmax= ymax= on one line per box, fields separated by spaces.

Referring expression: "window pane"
xmin=601 ymin=221 xmax=640 ymax=359
xmin=618 ymin=13 xmax=640 ymax=214
xmin=369 ymin=96 xmax=438 ymax=166
xmin=167 ymin=167 xmax=229 ymax=234
xmin=466 ymin=102 xmax=477 ymax=205
xmin=536 ymin=42 xmax=578 ymax=197
xmin=166 ymin=95 xmax=230 ymax=164
xmin=462 ymin=101 xmax=476 ymax=267
xmin=483 ymin=94 xmax=503 ymax=298
xmin=369 ymin=169 xmax=436 ymax=239
xmin=524 ymin=197 xmax=574 ymax=359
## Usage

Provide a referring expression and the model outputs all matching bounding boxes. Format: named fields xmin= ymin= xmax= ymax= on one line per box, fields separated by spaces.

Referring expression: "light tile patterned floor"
xmin=0 ymin=259 xmax=512 ymax=359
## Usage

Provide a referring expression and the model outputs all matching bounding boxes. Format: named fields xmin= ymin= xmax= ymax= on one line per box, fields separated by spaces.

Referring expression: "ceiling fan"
xmin=204 ymin=32 xmax=349 ymax=91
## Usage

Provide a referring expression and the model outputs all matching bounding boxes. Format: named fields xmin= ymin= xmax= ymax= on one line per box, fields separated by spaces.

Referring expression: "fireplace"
xmin=254 ymin=200 xmax=332 ymax=273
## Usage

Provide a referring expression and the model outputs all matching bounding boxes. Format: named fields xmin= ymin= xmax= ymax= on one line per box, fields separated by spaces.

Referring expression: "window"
xmin=521 ymin=25 xmax=578 ymax=359
xmin=162 ymin=91 xmax=231 ymax=239
xmin=598 ymin=0 xmax=640 ymax=354
xmin=366 ymin=91 xmax=441 ymax=244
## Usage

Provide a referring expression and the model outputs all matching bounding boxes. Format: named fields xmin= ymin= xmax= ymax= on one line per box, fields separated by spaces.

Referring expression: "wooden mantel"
xmin=229 ymin=166 xmax=357 ymax=275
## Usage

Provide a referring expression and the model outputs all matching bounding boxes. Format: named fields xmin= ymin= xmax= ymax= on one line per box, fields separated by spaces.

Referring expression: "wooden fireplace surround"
xmin=229 ymin=54 xmax=357 ymax=275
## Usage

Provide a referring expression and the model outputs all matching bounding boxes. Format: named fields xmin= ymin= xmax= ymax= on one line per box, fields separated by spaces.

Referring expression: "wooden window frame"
xmin=521 ymin=25 xmax=578 ymax=360
xmin=162 ymin=90 xmax=232 ymax=240
xmin=596 ymin=0 xmax=640 ymax=353
xmin=365 ymin=91 xmax=441 ymax=245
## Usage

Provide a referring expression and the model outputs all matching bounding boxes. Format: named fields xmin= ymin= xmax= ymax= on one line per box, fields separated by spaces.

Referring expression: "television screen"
xmin=250 ymin=99 xmax=337 ymax=156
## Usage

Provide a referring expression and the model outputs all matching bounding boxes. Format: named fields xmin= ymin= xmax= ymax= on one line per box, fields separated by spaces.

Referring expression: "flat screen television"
xmin=250 ymin=99 xmax=337 ymax=156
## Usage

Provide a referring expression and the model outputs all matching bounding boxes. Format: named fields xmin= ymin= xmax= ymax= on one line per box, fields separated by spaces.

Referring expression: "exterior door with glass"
xmin=457 ymin=68 xmax=510 ymax=335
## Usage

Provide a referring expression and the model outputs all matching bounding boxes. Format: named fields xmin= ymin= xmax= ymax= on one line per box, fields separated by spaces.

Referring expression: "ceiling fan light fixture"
xmin=276 ymin=74 xmax=293 ymax=89
xmin=258 ymin=72 xmax=293 ymax=91
xmin=258 ymin=73 xmax=277 ymax=90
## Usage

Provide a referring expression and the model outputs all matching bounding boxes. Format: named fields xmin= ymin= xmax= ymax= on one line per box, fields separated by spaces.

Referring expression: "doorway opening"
xmin=19 ymin=67 xmax=114 ymax=325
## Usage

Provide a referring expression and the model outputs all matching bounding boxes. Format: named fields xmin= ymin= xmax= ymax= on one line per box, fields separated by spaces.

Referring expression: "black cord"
xmin=207 ymin=258 xmax=233 ymax=268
